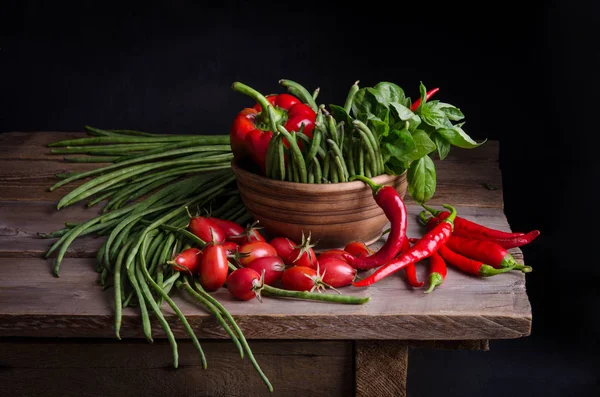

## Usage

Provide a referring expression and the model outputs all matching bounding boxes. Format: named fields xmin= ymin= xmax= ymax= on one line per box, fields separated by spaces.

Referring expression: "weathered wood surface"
xmin=0 ymin=339 xmax=353 ymax=397
xmin=356 ymin=341 xmax=408 ymax=397
xmin=0 ymin=132 xmax=531 ymax=342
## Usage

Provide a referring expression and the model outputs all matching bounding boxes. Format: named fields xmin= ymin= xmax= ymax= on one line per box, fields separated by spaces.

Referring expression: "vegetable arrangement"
xmin=37 ymin=77 xmax=539 ymax=394
xmin=231 ymin=79 xmax=484 ymax=203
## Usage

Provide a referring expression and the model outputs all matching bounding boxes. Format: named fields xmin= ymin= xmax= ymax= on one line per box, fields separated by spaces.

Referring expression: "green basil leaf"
xmin=369 ymin=119 xmax=390 ymax=139
xmin=389 ymin=102 xmax=415 ymax=121
xmin=437 ymin=126 xmax=487 ymax=149
xmin=435 ymin=102 xmax=465 ymax=121
xmin=407 ymin=114 xmax=421 ymax=131
xmin=411 ymin=129 xmax=437 ymax=157
xmin=418 ymin=81 xmax=428 ymax=107
xmin=351 ymin=88 xmax=377 ymax=118
xmin=432 ymin=132 xmax=451 ymax=160
xmin=408 ymin=155 xmax=436 ymax=204
xmin=384 ymin=157 xmax=408 ymax=175
xmin=367 ymin=82 xmax=406 ymax=108
xmin=419 ymin=102 xmax=448 ymax=129
xmin=382 ymin=128 xmax=416 ymax=162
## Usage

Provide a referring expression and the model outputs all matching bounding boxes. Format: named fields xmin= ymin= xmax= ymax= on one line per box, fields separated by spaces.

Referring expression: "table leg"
xmin=355 ymin=340 xmax=408 ymax=397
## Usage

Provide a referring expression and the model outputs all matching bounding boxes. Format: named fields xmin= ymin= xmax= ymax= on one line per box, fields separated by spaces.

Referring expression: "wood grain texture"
xmin=0 ymin=339 xmax=353 ymax=397
xmin=355 ymin=341 xmax=408 ymax=397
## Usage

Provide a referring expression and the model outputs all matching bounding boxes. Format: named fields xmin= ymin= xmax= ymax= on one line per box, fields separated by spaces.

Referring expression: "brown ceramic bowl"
xmin=231 ymin=161 xmax=408 ymax=251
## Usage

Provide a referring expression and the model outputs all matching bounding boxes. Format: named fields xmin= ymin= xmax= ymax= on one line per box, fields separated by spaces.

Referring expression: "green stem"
xmin=348 ymin=175 xmax=383 ymax=195
xmin=479 ymin=264 xmax=515 ymax=277
xmin=423 ymin=272 xmax=444 ymax=294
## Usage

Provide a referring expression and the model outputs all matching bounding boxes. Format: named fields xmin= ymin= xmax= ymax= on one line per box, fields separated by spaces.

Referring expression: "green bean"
xmin=55 ymin=171 xmax=81 ymax=179
xmin=326 ymin=139 xmax=349 ymax=182
xmin=356 ymin=141 xmax=365 ymax=176
xmin=277 ymin=137 xmax=286 ymax=181
xmin=334 ymin=156 xmax=346 ymax=182
xmin=356 ymin=128 xmax=377 ymax=176
xmin=126 ymin=248 xmax=154 ymax=343
xmin=338 ymin=122 xmax=345 ymax=152
xmin=64 ymin=156 xmax=121 ymax=163
xmin=297 ymin=131 xmax=326 ymax=159
xmin=233 ymin=211 xmax=253 ymax=226
xmin=264 ymin=132 xmax=278 ymax=179
xmin=211 ymin=195 xmax=241 ymax=218
xmin=330 ymin=158 xmax=339 ymax=183
xmin=145 ymin=232 xmax=166 ymax=270
xmin=285 ymin=147 xmax=293 ymax=182
xmin=37 ymin=228 xmax=70 ymax=239
xmin=193 ymin=280 xmax=273 ymax=392
xmin=178 ymin=280 xmax=244 ymax=360
xmin=326 ymin=115 xmax=339 ymax=144
xmin=87 ymin=189 xmax=117 ymax=208
xmin=105 ymin=175 xmax=179 ymax=212
xmin=346 ymin=138 xmax=356 ymax=177
xmin=308 ymin=170 xmax=315 ymax=184
xmin=85 ymin=126 xmax=154 ymax=137
xmin=113 ymin=241 xmax=131 ymax=340
xmin=343 ymin=80 xmax=360 ymax=113
xmin=278 ymin=79 xmax=318 ymax=112
xmin=312 ymin=87 xmax=320 ymax=101
xmin=162 ymin=272 xmax=180 ymax=294
xmin=50 ymin=143 xmax=163 ymax=155
xmin=48 ymin=134 xmax=225 ymax=147
xmin=323 ymin=152 xmax=331 ymax=181
xmin=312 ymin=157 xmax=322 ymax=184
xmin=95 ymin=241 xmax=108 ymax=273
xmin=353 ymin=120 xmax=383 ymax=175
xmin=277 ymin=125 xmax=307 ymax=183
xmin=49 ymin=145 xmax=230 ymax=191
xmin=139 ymin=235 xmax=207 ymax=369
xmin=269 ymin=135 xmax=282 ymax=181
xmin=116 ymin=138 xmax=229 ymax=163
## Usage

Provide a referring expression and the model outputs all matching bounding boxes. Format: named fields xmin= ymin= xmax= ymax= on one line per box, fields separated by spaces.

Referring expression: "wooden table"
xmin=0 ymin=132 xmax=532 ymax=396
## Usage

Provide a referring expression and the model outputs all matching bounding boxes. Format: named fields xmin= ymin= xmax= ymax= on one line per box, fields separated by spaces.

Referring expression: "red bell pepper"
xmin=230 ymin=82 xmax=316 ymax=175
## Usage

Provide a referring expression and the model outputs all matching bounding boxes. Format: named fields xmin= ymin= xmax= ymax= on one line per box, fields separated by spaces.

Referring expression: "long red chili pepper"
xmin=344 ymin=175 xmax=407 ymax=270
xmin=424 ymin=251 xmax=446 ymax=294
xmin=437 ymin=244 xmax=513 ymax=277
xmin=420 ymin=206 xmax=540 ymax=249
xmin=402 ymin=238 xmax=423 ymax=288
xmin=230 ymin=82 xmax=316 ymax=175
xmin=410 ymin=87 xmax=440 ymax=111
xmin=445 ymin=235 xmax=532 ymax=273
xmin=352 ymin=204 xmax=457 ymax=287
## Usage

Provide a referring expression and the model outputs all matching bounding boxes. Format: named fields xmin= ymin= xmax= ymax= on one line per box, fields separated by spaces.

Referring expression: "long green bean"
xmin=48 ymin=135 xmax=227 ymax=147
xmin=276 ymin=124 xmax=307 ymax=183
xmin=278 ymin=79 xmax=318 ymax=112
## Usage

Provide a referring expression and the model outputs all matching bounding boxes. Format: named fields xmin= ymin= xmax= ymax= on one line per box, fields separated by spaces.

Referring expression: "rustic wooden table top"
xmin=0 ymin=132 xmax=532 ymax=341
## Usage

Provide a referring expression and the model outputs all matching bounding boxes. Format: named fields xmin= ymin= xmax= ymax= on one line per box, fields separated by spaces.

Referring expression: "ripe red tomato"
xmin=227 ymin=220 xmax=266 ymax=245
xmin=318 ymin=257 xmax=357 ymax=288
xmin=221 ymin=241 xmax=239 ymax=256
xmin=207 ymin=217 xmax=245 ymax=240
xmin=344 ymin=241 xmax=373 ymax=258
xmin=189 ymin=216 xmax=226 ymax=244
xmin=269 ymin=237 xmax=297 ymax=264
xmin=281 ymin=266 xmax=323 ymax=292
xmin=288 ymin=232 xmax=317 ymax=268
xmin=199 ymin=244 xmax=229 ymax=291
xmin=170 ymin=248 xmax=203 ymax=274
xmin=237 ymin=241 xmax=278 ymax=267
xmin=245 ymin=256 xmax=285 ymax=286
xmin=227 ymin=267 xmax=261 ymax=301
xmin=318 ymin=249 xmax=351 ymax=263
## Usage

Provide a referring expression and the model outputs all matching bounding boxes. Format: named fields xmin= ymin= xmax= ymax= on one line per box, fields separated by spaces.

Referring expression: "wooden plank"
xmin=355 ymin=341 xmax=408 ymax=397
xmin=0 ymin=339 xmax=353 ymax=397
xmin=0 ymin=131 xmax=91 ymax=160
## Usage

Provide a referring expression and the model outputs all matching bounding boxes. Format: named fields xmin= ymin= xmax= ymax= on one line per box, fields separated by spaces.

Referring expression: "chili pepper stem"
xmin=424 ymin=272 xmax=444 ymax=294
xmin=349 ymin=175 xmax=383 ymax=195
xmin=479 ymin=264 xmax=515 ymax=277
xmin=422 ymin=203 xmax=441 ymax=216
xmin=419 ymin=210 xmax=433 ymax=225
xmin=500 ymin=256 xmax=533 ymax=273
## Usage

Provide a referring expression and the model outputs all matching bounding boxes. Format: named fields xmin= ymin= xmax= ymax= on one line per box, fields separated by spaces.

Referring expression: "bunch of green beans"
xmin=264 ymin=93 xmax=385 ymax=184
xmin=42 ymin=127 xmax=273 ymax=391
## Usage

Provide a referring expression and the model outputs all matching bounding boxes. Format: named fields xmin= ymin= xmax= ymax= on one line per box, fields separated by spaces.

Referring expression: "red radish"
xmin=281 ymin=266 xmax=329 ymax=293
xmin=228 ymin=220 xmax=266 ymax=244
xmin=189 ymin=216 xmax=226 ymax=244
xmin=245 ymin=256 xmax=285 ymax=285
xmin=199 ymin=243 xmax=229 ymax=291
xmin=318 ymin=249 xmax=351 ymax=263
xmin=288 ymin=231 xmax=317 ymax=268
xmin=168 ymin=248 xmax=203 ymax=274
xmin=207 ymin=217 xmax=245 ymax=241
xmin=237 ymin=241 xmax=277 ymax=267
xmin=318 ymin=257 xmax=357 ymax=287
xmin=221 ymin=241 xmax=239 ymax=256
xmin=269 ymin=237 xmax=297 ymax=264
xmin=227 ymin=267 xmax=262 ymax=301
xmin=344 ymin=241 xmax=373 ymax=258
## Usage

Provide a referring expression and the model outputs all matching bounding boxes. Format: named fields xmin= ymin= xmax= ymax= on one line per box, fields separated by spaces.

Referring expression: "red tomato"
xmin=221 ymin=241 xmax=239 ymax=256
xmin=318 ymin=249 xmax=351 ymax=263
xmin=227 ymin=220 xmax=266 ymax=245
xmin=199 ymin=244 xmax=229 ymax=291
xmin=269 ymin=237 xmax=297 ymax=264
xmin=208 ymin=217 xmax=245 ymax=240
xmin=227 ymin=267 xmax=261 ymax=301
xmin=318 ymin=257 xmax=357 ymax=288
xmin=237 ymin=241 xmax=278 ymax=267
xmin=281 ymin=266 xmax=323 ymax=292
xmin=288 ymin=232 xmax=317 ymax=268
xmin=170 ymin=248 xmax=203 ymax=274
xmin=189 ymin=216 xmax=226 ymax=244
xmin=344 ymin=241 xmax=373 ymax=258
xmin=245 ymin=256 xmax=285 ymax=286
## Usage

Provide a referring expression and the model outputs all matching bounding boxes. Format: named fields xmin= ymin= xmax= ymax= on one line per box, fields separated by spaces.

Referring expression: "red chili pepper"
xmin=230 ymin=82 xmax=316 ymax=174
xmin=410 ymin=87 xmax=440 ymax=111
xmin=445 ymin=235 xmax=532 ymax=273
xmin=343 ymin=175 xmax=407 ymax=270
xmin=402 ymin=238 xmax=423 ymax=288
xmin=352 ymin=204 xmax=457 ymax=287
xmin=420 ymin=206 xmax=540 ymax=249
xmin=437 ymin=244 xmax=513 ymax=277
xmin=424 ymin=251 xmax=446 ymax=294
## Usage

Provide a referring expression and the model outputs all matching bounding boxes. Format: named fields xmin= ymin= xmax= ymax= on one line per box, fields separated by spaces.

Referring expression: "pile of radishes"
xmin=171 ymin=212 xmax=373 ymax=302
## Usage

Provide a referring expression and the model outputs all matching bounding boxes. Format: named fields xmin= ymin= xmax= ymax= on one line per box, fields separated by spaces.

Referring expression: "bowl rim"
xmin=231 ymin=160 xmax=407 ymax=193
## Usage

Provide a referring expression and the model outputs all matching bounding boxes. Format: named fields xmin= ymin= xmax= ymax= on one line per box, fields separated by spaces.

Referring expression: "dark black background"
xmin=2 ymin=1 xmax=598 ymax=396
